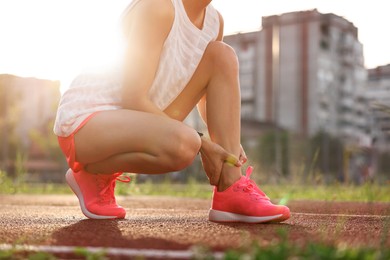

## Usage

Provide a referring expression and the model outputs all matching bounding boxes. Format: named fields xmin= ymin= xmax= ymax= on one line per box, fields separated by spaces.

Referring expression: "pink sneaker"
xmin=209 ymin=166 xmax=290 ymax=223
xmin=65 ymin=169 xmax=130 ymax=219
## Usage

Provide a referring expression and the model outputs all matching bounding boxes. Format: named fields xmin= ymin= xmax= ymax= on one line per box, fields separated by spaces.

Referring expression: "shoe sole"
xmin=209 ymin=209 xmax=284 ymax=223
xmin=65 ymin=170 xmax=121 ymax=220
xmin=270 ymin=212 xmax=291 ymax=223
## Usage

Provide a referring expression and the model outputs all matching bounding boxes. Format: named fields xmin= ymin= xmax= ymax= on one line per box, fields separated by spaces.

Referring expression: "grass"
xmin=218 ymin=229 xmax=390 ymax=260
xmin=1 ymin=170 xmax=389 ymax=202
xmin=221 ymin=240 xmax=390 ymax=260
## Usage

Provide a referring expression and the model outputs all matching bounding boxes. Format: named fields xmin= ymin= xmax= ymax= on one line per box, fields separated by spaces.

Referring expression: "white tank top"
xmin=53 ymin=0 xmax=220 ymax=137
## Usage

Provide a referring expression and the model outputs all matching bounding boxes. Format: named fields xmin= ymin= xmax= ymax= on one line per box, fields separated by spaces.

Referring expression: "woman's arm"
xmin=121 ymin=0 xmax=174 ymax=117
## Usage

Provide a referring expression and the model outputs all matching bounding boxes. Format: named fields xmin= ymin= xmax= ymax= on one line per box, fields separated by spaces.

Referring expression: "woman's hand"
xmin=239 ymin=144 xmax=248 ymax=165
xmin=199 ymin=137 xmax=242 ymax=186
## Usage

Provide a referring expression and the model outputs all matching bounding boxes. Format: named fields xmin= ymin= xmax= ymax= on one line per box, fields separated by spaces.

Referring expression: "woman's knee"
xmin=205 ymin=41 xmax=239 ymax=71
xmin=163 ymin=126 xmax=201 ymax=171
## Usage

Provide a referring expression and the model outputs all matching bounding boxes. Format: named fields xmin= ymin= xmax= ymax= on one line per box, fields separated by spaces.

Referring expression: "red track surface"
xmin=0 ymin=195 xmax=389 ymax=257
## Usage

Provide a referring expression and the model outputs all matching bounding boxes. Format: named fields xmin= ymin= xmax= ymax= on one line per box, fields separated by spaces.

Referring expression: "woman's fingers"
xmin=225 ymin=153 xmax=242 ymax=167
xmin=239 ymin=144 xmax=248 ymax=164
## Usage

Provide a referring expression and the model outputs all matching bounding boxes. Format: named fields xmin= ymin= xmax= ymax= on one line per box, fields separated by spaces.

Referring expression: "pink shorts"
xmin=57 ymin=112 xmax=99 ymax=172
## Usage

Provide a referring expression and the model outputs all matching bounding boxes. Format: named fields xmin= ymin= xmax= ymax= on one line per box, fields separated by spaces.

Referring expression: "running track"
xmin=0 ymin=195 xmax=389 ymax=259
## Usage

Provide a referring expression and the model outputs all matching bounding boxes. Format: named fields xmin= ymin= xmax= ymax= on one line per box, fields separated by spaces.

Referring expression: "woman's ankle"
xmin=217 ymin=163 xmax=242 ymax=192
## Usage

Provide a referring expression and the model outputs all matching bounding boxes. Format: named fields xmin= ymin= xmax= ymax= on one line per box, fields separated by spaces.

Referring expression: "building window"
xmin=320 ymin=23 xmax=329 ymax=36
xmin=320 ymin=39 xmax=329 ymax=50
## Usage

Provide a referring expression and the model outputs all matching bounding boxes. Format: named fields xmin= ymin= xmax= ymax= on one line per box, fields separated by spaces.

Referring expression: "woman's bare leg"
xmin=74 ymin=110 xmax=201 ymax=174
xmin=165 ymin=41 xmax=242 ymax=190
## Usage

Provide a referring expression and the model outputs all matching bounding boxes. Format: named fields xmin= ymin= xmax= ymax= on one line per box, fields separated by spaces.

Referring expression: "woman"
xmin=54 ymin=0 xmax=290 ymax=223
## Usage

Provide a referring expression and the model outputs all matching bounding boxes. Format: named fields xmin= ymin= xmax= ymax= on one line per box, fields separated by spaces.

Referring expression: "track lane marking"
xmin=293 ymin=212 xmax=389 ymax=218
xmin=0 ymin=244 xmax=224 ymax=259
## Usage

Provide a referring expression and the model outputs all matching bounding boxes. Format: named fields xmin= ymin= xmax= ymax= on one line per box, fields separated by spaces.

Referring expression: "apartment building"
xmin=364 ymin=64 xmax=390 ymax=151
xmin=224 ymin=9 xmax=367 ymax=139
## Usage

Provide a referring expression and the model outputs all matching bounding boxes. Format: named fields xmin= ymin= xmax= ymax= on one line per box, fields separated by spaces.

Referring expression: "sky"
xmin=0 ymin=0 xmax=388 ymax=83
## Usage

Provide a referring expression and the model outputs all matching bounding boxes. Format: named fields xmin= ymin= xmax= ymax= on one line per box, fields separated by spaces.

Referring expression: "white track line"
xmin=0 ymin=244 xmax=224 ymax=259
xmin=293 ymin=212 xmax=390 ymax=218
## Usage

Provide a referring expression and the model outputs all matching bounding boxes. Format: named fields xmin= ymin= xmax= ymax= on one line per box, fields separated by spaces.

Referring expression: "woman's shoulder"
xmin=122 ymin=0 xmax=174 ymax=27
xmin=136 ymin=0 xmax=173 ymax=14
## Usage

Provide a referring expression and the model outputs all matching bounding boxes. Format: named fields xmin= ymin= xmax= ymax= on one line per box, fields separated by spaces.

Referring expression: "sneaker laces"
xmin=97 ymin=173 xmax=131 ymax=205
xmin=235 ymin=166 xmax=269 ymax=201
